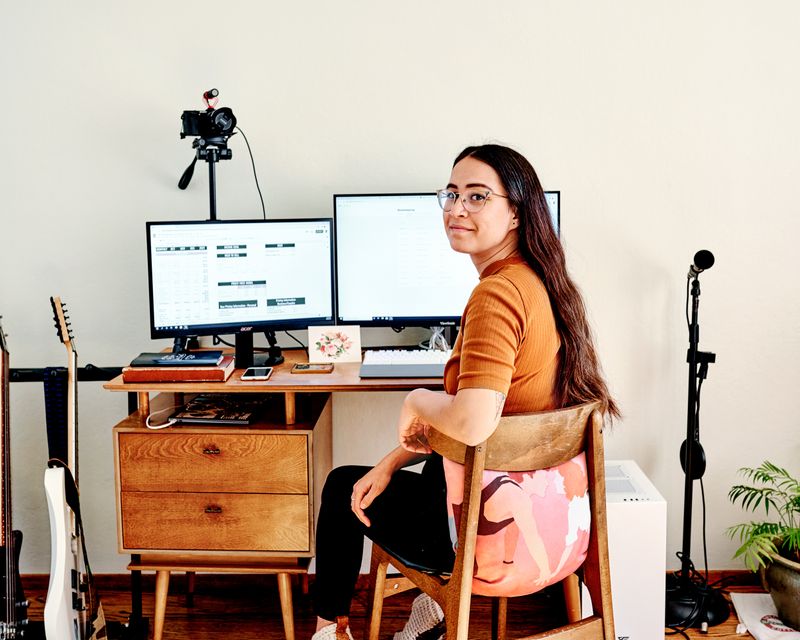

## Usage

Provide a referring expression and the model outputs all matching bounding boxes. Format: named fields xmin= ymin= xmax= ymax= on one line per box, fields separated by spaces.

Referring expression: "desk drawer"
xmin=121 ymin=491 xmax=310 ymax=552
xmin=118 ymin=433 xmax=308 ymax=493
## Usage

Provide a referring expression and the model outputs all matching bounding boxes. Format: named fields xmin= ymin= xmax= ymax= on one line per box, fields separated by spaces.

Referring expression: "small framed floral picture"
xmin=307 ymin=326 xmax=362 ymax=363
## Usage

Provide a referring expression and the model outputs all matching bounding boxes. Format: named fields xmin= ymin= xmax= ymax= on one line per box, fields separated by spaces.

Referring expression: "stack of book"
xmin=122 ymin=350 xmax=236 ymax=383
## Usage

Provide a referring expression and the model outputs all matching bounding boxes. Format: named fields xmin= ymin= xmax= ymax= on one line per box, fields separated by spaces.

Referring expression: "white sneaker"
xmin=312 ymin=617 xmax=354 ymax=640
xmin=393 ymin=593 xmax=445 ymax=640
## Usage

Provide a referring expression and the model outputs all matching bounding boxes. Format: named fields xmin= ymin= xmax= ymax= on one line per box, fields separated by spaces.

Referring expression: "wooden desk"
xmin=103 ymin=349 xmax=442 ymax=640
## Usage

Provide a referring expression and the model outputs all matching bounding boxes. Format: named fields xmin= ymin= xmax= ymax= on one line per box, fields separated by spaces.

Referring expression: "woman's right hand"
xmin=350 ymin=461 xmax=394 ymax=527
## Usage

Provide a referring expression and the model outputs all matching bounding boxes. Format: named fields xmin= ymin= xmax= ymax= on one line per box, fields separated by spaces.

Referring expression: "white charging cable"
xmin=429 ymin=326 xmax=450 ymax=351
xmin=145 ymin=405 xmax=179 ymax=430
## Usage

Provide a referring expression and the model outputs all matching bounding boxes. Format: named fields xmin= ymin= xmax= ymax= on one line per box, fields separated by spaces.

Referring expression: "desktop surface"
xmin=104 ymin=348 xmax=445 ymax=394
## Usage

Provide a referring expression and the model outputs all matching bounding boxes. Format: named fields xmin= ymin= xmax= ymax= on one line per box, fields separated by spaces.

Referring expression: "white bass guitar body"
xmin=43 ymin=467 xmax=81 ymax=640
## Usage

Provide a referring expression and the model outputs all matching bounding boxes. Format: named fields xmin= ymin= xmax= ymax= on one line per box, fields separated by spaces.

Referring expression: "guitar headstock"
xmin=50 ymin=296 xmax=75 ymax=354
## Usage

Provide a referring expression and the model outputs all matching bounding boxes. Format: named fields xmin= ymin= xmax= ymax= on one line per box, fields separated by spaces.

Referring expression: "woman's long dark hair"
xmin=454 ymin=144 xmax=620 ymax=418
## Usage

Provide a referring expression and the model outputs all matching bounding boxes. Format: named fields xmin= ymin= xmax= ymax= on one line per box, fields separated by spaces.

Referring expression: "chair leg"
xmin=153 ymin=570 xmax=170 ymax=640
xmin=366 ymin=552 xmax=390 ymax=640
xmin=491 ymin=597 xmax=508 ymax=640
xmin=444 ymin=588 xmax=472 ymax=640
xmin=562 ymin=573 xmax=581 ymax=623
xmin=276 ymin=572 xmax=295 ymax=640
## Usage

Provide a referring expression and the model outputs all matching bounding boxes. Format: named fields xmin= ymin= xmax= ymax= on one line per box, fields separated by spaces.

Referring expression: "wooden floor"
xmin=22 ymin=572 xmax=762 ymax=639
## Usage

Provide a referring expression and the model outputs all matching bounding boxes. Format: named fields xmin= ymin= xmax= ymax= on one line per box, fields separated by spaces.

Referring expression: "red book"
xmin=121 ymin=355 xmax=235 ymax=383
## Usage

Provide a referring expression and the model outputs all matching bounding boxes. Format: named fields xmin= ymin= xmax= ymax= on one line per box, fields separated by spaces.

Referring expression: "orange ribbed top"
xmin=443 ymin=255 xmax=561 ymax=414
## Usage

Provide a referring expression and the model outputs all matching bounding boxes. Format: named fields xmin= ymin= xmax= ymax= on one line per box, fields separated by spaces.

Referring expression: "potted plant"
xmin=727 ymin=461 xmax=800 ymax=629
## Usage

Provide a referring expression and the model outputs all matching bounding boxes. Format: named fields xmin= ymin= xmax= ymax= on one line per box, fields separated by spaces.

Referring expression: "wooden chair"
xmin=366 ymin=402 xmax=614 ymax=640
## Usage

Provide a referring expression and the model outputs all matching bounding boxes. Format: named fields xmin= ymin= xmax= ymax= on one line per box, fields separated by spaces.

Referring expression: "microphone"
xmin=688 ymin=249 xmax=715 ymax=278
xmin=203 ymin=88 xmax=219 ymax=101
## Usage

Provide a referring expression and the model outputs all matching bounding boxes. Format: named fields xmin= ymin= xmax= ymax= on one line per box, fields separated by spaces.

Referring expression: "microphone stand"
xmin=665 ymin=274 xmax=729 ymax=629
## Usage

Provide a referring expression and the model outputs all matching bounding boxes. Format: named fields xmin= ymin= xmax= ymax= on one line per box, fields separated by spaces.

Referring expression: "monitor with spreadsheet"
xmin=146 ymin=219 xmax=335 ymax=362
xmin=334 ymin=192 xmax=560 ymax=328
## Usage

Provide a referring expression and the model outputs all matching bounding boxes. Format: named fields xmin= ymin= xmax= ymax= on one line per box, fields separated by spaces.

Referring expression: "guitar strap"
xmin=47 ymin=459 xmax=108 ymax=640
xmin=43 ymin=366 xmax=69 ymax=463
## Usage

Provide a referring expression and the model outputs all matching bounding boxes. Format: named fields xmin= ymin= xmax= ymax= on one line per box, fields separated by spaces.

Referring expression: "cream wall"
xmin=1 ymin=1 xmax=798 ymax=574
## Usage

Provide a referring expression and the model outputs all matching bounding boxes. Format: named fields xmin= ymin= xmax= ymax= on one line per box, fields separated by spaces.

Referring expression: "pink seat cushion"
xmin=444 ymin=452 xmax=590 ymax=597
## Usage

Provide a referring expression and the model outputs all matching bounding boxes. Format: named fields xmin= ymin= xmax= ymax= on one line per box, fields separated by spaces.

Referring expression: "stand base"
xmin=234 ymin=332 xmax=284 ymax=369
xmin=252 ymin=352 xmax=285 ymax=367
xmin=665 ymin=572 xmax=730 ymax=628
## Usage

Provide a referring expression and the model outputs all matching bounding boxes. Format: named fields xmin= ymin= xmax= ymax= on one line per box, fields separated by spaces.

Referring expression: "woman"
xmin=311 ymin=144 xmax=618 ymax=640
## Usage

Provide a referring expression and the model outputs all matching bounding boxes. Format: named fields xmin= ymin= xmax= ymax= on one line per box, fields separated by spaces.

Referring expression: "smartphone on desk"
xmin=241 ymin=366 xmax=273 ymax=381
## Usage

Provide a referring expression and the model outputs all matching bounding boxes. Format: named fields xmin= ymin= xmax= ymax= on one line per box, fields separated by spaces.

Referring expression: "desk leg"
xmin=153 ymin=570 xmax=171 ymax=640
xmin=276 ymin=572 xmax=295 ymax=640
xmin=130 ymin=554 xmax=142 ymax=623
xmin=186 ymin=571 xmax=196 ymax=607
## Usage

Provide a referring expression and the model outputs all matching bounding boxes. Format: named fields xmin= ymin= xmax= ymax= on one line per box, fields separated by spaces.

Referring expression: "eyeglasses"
xmin=436 ymin=188 xmax=509 ymax=213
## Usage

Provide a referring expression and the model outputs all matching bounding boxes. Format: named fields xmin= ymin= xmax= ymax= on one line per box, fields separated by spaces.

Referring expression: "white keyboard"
xmin=360 ymin=349 xmax=452 ymax=378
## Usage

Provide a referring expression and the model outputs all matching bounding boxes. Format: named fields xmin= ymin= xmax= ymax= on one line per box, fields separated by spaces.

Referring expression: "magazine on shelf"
xmin=170 ymin=393 xmax=269 ymax=425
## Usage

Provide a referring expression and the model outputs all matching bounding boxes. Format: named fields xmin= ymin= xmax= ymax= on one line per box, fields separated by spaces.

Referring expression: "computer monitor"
xmin=333 ymin=192 xmax=560 ymax=330
xmin=146 ymin=218 xmax=335 ymax=366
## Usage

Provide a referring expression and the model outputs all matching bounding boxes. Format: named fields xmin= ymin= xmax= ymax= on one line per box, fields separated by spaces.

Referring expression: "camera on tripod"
xmin=180 ymin=88 xmax=237 ymax=142
xmin=177 ymin=89 xmax=238 ymax=219
xmin=180 ymin=106 xmax=236 ymax=139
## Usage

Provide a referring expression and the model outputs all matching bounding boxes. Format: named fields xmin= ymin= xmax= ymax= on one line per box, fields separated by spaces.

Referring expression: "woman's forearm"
xmin=377 ymin=445 xmax=429 ymax=473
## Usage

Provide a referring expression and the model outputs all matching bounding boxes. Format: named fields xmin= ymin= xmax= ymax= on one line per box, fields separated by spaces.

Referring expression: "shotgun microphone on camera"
xmin=687 ymin=250 xmax=715 ymax=279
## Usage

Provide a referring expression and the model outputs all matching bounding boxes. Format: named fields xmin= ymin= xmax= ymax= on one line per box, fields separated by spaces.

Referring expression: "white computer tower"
xmin=582 ymin=460 xmax=667 ymax=640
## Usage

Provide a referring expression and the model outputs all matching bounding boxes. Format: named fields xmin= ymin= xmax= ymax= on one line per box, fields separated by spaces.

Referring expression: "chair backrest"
xmin=428 ymin=401 xmax=599 ymax=471
xmin=428 ymin=401 xmax=614 ymax=639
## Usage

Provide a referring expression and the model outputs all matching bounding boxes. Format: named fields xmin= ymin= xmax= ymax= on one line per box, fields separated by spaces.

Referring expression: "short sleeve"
xmin=455 ymin=275 xmax=525 ymax=395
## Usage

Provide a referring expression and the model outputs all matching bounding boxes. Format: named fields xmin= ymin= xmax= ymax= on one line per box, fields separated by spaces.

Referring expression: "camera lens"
xmin=211 ymin=107 xmax=236 ymax=135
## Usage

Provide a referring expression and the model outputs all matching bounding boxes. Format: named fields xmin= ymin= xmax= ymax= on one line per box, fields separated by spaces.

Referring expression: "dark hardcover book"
xmin=130 ymin=350 xmax=224 ymax=367
xmin=170 ymin=393 xmax=268 ymax=425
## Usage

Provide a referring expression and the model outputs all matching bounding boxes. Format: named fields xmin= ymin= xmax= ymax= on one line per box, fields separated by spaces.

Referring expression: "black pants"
xmin=312 ymin=455 xmax=455 ymax=621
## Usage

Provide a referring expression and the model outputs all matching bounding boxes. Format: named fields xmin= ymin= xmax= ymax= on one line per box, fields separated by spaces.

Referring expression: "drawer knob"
xmin=202 ymin=447 xmax=221 ymax=455
xmin=204 ymin=506 xmax=223 ymax=514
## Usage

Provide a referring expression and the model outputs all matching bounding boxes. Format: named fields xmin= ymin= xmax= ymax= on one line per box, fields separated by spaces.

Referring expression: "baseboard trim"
xmin=22 ymin=569 xmax=761 ymax=593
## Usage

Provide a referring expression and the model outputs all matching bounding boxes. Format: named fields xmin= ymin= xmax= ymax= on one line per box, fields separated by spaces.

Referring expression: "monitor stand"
xmin=234 ymin=331 xmax=285 ymax=369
